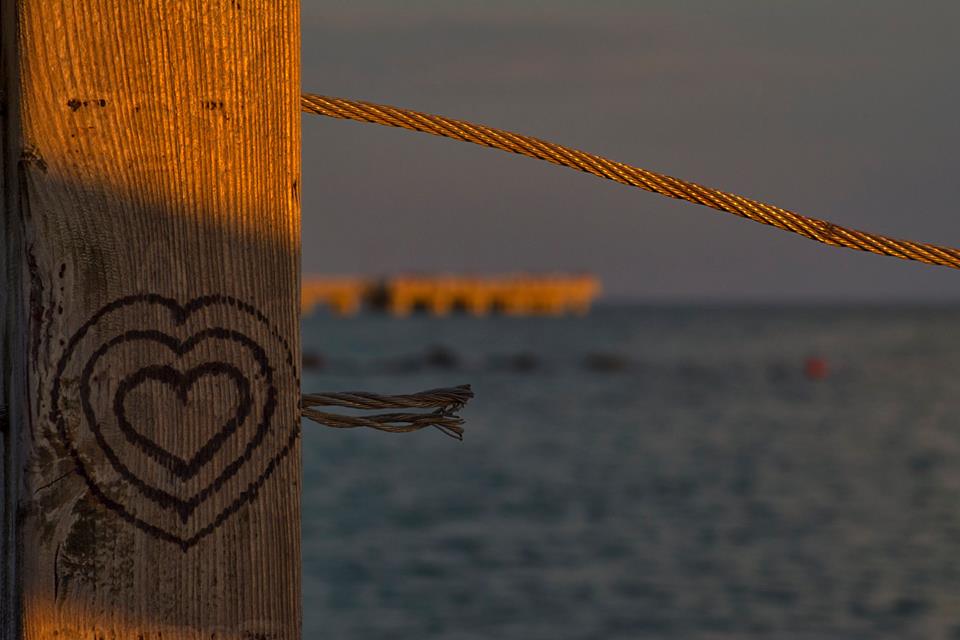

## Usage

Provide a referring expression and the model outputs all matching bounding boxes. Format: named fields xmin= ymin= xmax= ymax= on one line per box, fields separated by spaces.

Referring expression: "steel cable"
xmin=302 ymin=93 xmax=960 ymax=270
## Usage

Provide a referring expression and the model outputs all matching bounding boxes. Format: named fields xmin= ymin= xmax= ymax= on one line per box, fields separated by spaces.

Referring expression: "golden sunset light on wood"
xmin=3 ymin=1 xmax=301 ymax=637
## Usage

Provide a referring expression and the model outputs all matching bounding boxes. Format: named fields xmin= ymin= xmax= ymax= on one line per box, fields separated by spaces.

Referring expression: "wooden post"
xmin=2 ymin=1 xmax=301 ymax=637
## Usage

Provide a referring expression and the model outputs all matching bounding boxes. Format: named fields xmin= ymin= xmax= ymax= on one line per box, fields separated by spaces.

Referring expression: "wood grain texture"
xmin=3 ymin=1 xmax=301 ymax=637
xmin=2 ymin=0 xmax=24 ymax=634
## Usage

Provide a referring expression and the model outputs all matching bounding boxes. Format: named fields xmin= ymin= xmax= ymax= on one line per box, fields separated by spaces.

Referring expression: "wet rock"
xmin=583 ymin=352 xmax=629 ymax=372
xmin=424 ymin=344 xmax=460 ymax=369
xmin=491 ymin=352 xmax=540 ymax=372
xmin=302 ymin=350 xmax=325 ymax=371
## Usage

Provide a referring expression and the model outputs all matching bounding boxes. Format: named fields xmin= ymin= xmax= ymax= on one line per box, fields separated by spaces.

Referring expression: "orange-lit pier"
xmin=302 ymin=275 xmax=601 ymax=317
xmin=301 ymin=277 xmax=373 ymax=316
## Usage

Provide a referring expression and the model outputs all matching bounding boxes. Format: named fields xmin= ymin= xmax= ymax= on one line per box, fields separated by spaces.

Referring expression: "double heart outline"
xmin=80 ymin=327 xmax=275 ymax=524
xmin=50 ymin=294 xmax=299 ymax=550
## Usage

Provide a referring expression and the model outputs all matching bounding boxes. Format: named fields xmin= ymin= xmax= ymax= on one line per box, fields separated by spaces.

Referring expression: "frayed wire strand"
xmin=300 ymin=385 xmax=473 ymax=440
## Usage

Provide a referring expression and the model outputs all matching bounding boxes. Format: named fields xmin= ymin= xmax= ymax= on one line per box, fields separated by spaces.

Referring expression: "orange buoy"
xmin=804 ymin=356 xmax=829 ymax=380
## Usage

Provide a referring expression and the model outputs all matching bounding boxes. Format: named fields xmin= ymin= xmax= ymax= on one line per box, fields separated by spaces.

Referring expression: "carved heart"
xmin=114 ymin=362 xmax=253 ymax=480
xmin=51 ymin=294 xmax=299 ymax=550
xmin=79 ymin=327 xmax=276 ymax=524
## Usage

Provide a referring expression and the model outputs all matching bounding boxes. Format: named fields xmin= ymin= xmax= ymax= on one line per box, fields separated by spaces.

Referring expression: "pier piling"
xmin=2 ymin=1 xmax=302 ymax=637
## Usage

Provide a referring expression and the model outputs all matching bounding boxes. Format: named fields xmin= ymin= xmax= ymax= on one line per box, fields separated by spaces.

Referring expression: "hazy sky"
xmin=301 ymin=1 xmax=960 ymax=301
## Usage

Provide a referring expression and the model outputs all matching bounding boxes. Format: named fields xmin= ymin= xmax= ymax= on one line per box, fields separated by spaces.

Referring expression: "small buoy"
xmin=804 ymin=356 xmax=828 ymax=380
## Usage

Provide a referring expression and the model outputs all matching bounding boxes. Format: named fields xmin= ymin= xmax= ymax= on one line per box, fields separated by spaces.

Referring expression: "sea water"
xmin=301 ymin=305 xmax=960 ymax=639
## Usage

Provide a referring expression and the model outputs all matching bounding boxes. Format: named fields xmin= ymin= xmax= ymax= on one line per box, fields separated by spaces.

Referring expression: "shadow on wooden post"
xmin=3 ymin=1 xmax=302 ymax=637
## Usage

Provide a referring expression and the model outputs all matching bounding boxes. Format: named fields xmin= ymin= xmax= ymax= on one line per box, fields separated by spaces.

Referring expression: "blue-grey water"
xmin=301 ymin=305 xmax=960 ymax=639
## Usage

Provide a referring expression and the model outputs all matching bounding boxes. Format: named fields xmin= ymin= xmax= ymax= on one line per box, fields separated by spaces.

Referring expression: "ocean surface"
xmin=300 ymin=305 xmax=960 ymax=639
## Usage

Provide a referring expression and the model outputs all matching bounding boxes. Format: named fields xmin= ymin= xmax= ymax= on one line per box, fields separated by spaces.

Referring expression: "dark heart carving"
xmin=79 ymin=327 xmax=276 ymax=525
xmin=51 ymin=294 xmax=299 ymax=550
xmin=114 ymin=362 xmax=253 ymax=481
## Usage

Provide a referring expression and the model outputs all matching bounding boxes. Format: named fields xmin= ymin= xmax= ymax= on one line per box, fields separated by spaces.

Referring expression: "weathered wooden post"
xmin=2 ymin=1 xmax=301 ymax=637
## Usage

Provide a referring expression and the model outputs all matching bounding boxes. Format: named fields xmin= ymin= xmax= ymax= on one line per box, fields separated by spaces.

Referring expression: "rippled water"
xmin=301 ymin=305 xmax=960 ymax=639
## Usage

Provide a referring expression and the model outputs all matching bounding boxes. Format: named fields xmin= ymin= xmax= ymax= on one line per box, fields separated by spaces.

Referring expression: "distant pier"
xmin=302 ymin=274 xmax=601 ymax=317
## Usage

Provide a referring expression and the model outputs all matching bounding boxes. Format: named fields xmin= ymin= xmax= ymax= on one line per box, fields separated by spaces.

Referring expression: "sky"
xmin=301 ymin=1 xmax=960 ymax=301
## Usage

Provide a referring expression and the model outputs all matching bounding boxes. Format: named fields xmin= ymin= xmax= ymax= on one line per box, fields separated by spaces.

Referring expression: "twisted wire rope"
xmin=301 ymin=93 xmax=960 ymax=270
xmin=301 ymin=385 xmax=472 ymax=440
